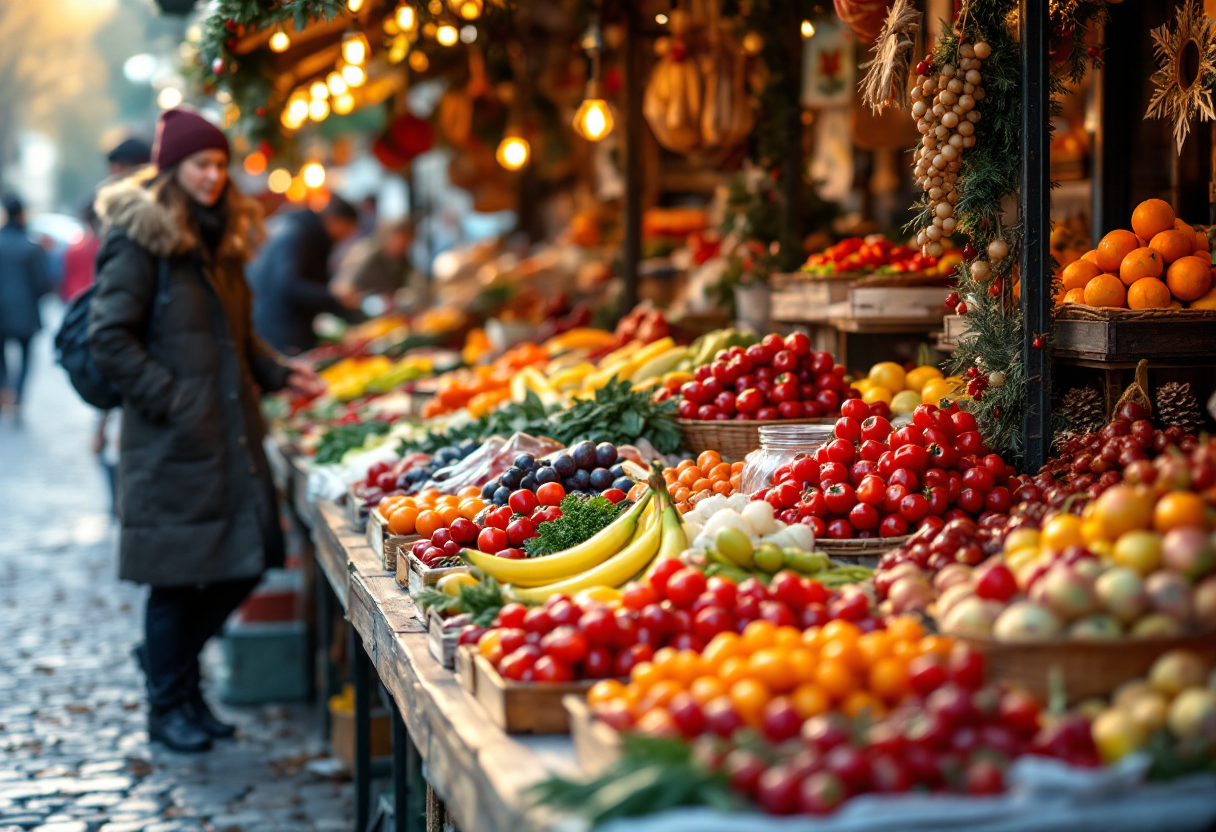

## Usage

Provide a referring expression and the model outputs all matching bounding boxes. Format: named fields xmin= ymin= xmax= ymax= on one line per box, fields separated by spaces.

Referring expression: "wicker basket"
xmin=677 ymin=418 xmax=835 ymax=461
xmin=1056 ymin=305 xmax=1216 ymax=321
xmin=961 ymin=631 xmax=1216 ymax=704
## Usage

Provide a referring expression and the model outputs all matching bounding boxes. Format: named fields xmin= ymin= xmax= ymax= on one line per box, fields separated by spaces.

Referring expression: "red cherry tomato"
xmin=535 ymin=482 xmax=567 ymax=507
xmin=508 ymin=489 xmax=539 ymax=516
xmin=665 ymin=568 xmax=708 ymax=609
xmin=621 ymin=582 xmax=659 ymax=611
xmin=533 ymin=655 xmax=575 ymax=683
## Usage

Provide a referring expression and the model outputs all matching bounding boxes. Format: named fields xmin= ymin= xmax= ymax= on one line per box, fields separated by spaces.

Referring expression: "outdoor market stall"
xmin=173 ymin=0 xmax=1216 ymax=830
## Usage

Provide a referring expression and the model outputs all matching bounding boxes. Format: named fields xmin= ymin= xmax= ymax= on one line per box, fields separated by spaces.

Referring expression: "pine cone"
xmin=1060 ymin=386 xmax=1105 ymax=433
xmin=1156 ymin=381 xmax=1204 ymax=432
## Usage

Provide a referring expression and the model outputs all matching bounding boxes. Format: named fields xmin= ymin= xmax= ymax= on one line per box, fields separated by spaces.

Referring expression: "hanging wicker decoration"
xmin=859 ymin=0 xmax=922 ymax=113
xmin=834 ymin=0 xmax=892 ymax=44
xmin=1145 ymin=0 xmax=1216 ymax=153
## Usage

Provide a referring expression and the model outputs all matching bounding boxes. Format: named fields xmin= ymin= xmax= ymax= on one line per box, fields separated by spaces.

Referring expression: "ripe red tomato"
xmin=923 ymin=486 xmax=949 ymax=516
xmin=860 ymin=415 xmax=893 ymax=442
xmin=508 ymin=489 xmax=539 ymax=516
xmin=856 ymin=474 xmax=886 ymax=506
xmin=908 ymin=654 xmax=948 ymax=695
xmin=879 ymin=514 xmax=910 ymax=537
xmin=758 ymin=600 xmax=797 ymax=627
xmin=495 ymin=602 xmax=528 ymax=629
xmin=756 ymin=406 xmax=780 ymax=421
xmin=888 ymin=467 xmax=920 ymax=492
xmin=961 ymin=467 xmax=995 ymax=493
xmin=768 ymin=481 xmax=801 ymax=509
xmin=499 ymin=645 xmax=540 ymax=680
xmin=784 ymin=331 xmax=811 ymax=356
xmin=926 ymin=442 xmax=958 ymax=469
xmin=769 ymin=571 xmax=809 ymax=610
xmin=522 ymin=607 xmax=554 ymax=634
xmin=859 ymin=439 xmax=887 ymax=462
xmin=791 ymin=456 xmax=819 ymax=486
xmin=824 ymin=438 xmax=856 ymax=466
xmin=621 ymin=582 xmax=658 ymax=611
xmin=840 ymin=397 xmax=870 ymax=421
xmin=890 ymin=425 xmax=926 ymax=449
xmin=583 ymin=647 xmax=614 ymax=678
xmin=478 ymin=527 xmax=508 ymax=553
xmin=815 ymin=389 xmax=841 ymax=414
xmin=539 ymin=626 xmax=588 ymax=665
xmin=736 ymin=389 xmax=763 ymax=414
xmin=665 ymin=567 xmax=708 ymax=609
xmin=823 ymin=482 xmax=856 ymax=514
xmin=899 ymin=493 xmax=930 ymax=522
xmin=547 ymin=599 xmax=583 ymax=627
xmin=956 ymin=430 xmax=984 ymax=455
xmin=834 ymin=417 xmax=861 ymax=443
xmin=893 ymin=444 xmax=930 ymax=475
xmin=532 ymin=655 xmax=575 ymax=683
xmin=984 ymin=485 xmax=1012 ymax=512
xmin=849 ymin=502 xmax=880 ymax=530
xmin=577 ymin=608 xmax=618 ymax=646
xmin=818 ymin=462 xmax=848 ymax=487
xmin=825 ymin=518 xmax=855 ymax=539
xmin=957 ymin=486 xmax=984 ymax=513
xmin=682 ymin=381 xmax=711 ymax=405
xmin=486 ymin=506 xmax=513 ymax=530
xmin=506 ymin=516 xmax=536 ymax=546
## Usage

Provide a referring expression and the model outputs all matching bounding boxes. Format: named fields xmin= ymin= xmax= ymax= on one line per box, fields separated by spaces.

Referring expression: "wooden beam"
xmin=1021 ymin=0 xmax=1052 ymax=470
xmin=621 ymin=0 xmax=643 ymax=317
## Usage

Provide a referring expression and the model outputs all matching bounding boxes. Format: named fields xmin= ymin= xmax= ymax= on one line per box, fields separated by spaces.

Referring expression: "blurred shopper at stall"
xmin=248 ymin=196 xmax=360 ymax=354
xmin=0 ymin=193 xmax=53 ymax=419
xmin=88 ymin=108 xmax=324 ymax=753
xmin=332 ymin=216 xmax=427 ymax=313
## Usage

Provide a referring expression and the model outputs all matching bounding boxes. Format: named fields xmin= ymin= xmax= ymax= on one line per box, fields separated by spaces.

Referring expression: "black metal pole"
xmin=315 ymin=560 xmax=336 ymax=739
xmin=352 ymin=628 xmax=372 ymax=832
xmin=1021 ymin=0 xmax=1051 ymax=471
xmin=621 ymin=0 xmax=643 ymax=317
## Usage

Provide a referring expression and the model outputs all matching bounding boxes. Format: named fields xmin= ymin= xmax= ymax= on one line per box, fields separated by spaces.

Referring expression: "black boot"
xmin=184 ymin=693 xmax=237 ymax=739
xmin=149 ymin=705 xmax=213 ymax=753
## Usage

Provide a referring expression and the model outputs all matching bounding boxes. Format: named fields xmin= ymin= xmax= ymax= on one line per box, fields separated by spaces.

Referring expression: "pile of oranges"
xmin=421 ymin=343 xmax=549 ymax=418
xmin=661 ymin=451 xmax=745 ymax=514
xmin=1059 ymin=199 xmax=1215 ymax=310
xmin=378 ymin=486 xmax=486 ymax=538
xmin=588 ymin=616 xmax=953 ymax=737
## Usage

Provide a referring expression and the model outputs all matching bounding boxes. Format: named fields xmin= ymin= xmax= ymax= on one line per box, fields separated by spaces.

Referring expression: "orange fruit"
xmin=774 ymin=626 xmax=804 ymax=650
xmin=718 ymin=656 xmax=752 ymax=688
xmin=697 ymin=450 xmax=722 ymax=470
xmin=1083 ymin=273 xmax=1128 ymax=308
xmin=631 ymin=661 xmax=665 ymax=692
xmin=748 ymin=649 xmax=798 ymax=692
xmin=1081 ymin=249 xmax=1102 ymax=265
xmin=1127 ymin=277 xmax=1171 ymax=310
xmin=1061 ymin=259 xmax=1102 ymax=291
xmin=387 ymin=506 xmax=419 ymax=535
xmin=1166 ymin=255 xmax=1213 ymax=301
xmin=414 ymin=509 xmax=444 ymax=538
xmin=677 ymin=468 xmax=700 ymax=488
xmin=885 ymin=616 xmax=926 ymax=642
xmin=814 ymin=658 xmax=858 ymax=700
xmin=821 ymin=619 xmax=861 ymax=645
xmin=637 ymin=679 xmax=683 ymax=714
xmin=587 ymin=679 xmax=625 ymax=707
xmin=666 ymin=650 xmax=704 ymax=686
xmin=1063 ymin=287 xmax=1087 ymax=304
xmin=1118 ymin=247 xmax=1163 ymax=285
xmin=791 ymin=682 xmax=831 ymax=719
xmin=1188 ymin=283 xmax=1216 ymax=310
xmin=459 ymin=498 xmax=486 ymax=520
xmin=635 ymin=708 xmax=677 ymax=736
xmin=676 ymin=459 xmax=695 ymax=472
xmin=1195 ymin=231 xmax=1211 ymax=253
xmin=857 ymin=632 xmax=892 ymax=665
xmin=918 ymin=634 xmax=955 ymax=657
xmin=701 ymin=632 xmax=742 ymax=670
xmin=438 ymin=505 xmax=461 ymax=526
xmin=729 ymin=679 xmax=772 ymax=726
xmin=788 ymin=648 xmax=816 ymax=684
xmin=842 ymin=690 xmax=887 ymax=719
xmin=1097 ymin=229 xmax=1141 ymax=272
xmin=741 ymin=620 xmax=778 ymax=652
xmin=691 ymin=478 xmax=712 ymax=493
xmin=1149 ymin=229 xmax=1193 ymax=264
xmin=1131 ymin=198 xmax=1176 ymax=241
xmin=869 ymin=657 xmax=911 ymax=701
xmin=379 ymin=495 xmax=406 ymax=514
xmin=689 ymin=676 xmax=727 ymax=706
xmin=1153 ymin=491 xmax=1208 ymax=533
xmin=457 ymin=485 xmax=482 ymax=500
xmin=820 ymin=638 xmax=865 ymax=673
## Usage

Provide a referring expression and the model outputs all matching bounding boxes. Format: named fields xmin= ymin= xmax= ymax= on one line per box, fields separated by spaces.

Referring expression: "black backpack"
xmin=55 ymin=259 xmax=169 ymax=410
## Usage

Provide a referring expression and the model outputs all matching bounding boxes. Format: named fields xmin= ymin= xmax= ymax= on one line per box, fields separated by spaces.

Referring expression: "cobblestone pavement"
xmin=0 ymin=310 xmax=354 ymax=832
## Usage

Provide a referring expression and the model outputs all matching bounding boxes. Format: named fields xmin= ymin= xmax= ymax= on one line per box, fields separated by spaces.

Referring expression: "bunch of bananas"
xmin=459 ymin=482 xmax=689 ymax=604
xmin=509 ymin=337 xmax=691 ymax=406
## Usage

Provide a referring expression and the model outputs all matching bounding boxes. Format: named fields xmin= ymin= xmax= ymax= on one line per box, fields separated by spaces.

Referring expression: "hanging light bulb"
xmin=450 ymin=0 xmax=481 ymax=20
xmin=269 ymin=27 xmax=291 ymax=53
xmin=309 ymin=98 xmax=330 ymax=121
xmin=342 ymin=31 xmax=369 ymax=65
xmin=408 ymin=51 xmax=429 ymax=72
xmin=800 ymin=20 xmax=815 ymax=38
xmin=436 ymin=24 xmax=459 ymax=46
xmin=244 ymin=151 xmax=268 ymax=176
xmin=284 ymin=94 xmax=310 ymax=128
xmin=327 ymin=71 xmax=348 ymax=96
xmin=310 ymin=80 xmax=329 ymax=100
xmin=495 ymin=135 xmax=530 ymax=170
xmin=395 ymin=3 xmax=417 ymax=30
xmin=573 ymin=81 xmax=614 ymax=141
xmin=267 ymin=168 xmax=292 ymax=194
xmin=333 ymin=93 xmax=356 ymax=115
xmin=341 ymin=62 xmax=367 ymax=87
xmin=302 ymin=162 xmax=326 ymax=189
xmin=346 ymin=0 xmax=365 ymax=12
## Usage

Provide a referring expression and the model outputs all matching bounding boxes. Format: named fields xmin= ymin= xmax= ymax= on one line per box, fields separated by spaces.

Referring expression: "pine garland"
xmin=907 ymin=0 xmax=1106 ymax=466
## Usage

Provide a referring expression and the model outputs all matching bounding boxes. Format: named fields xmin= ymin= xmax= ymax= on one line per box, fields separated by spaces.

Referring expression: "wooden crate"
xmin=455 ymin=644 xmax=478 ymax=694
xmin=464 ymin=654 xmax=597 ymax=734
xmin=366 ymin=509 xmax=419 ymax=572
xmin=401 ymin=553 xmax=468 ymax=600
xmin=1053 ymin=307 xmax=1216 ymax=361
xmin=345 ymin=483 xmax=368 ymax=528
xmin=427 ymin=608 xmax=461 ymax=670
xmin=850 ymin=286 xmax=950 ymax=319
xmin=564 ymin=695 xmax=622 ymax=776
xmin=770 ymin=276 xmax=855 ymax=322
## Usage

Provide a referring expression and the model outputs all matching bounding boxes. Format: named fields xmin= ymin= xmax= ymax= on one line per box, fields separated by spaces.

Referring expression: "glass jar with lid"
xmin=740 ymin=423 xmax=836 ymax=495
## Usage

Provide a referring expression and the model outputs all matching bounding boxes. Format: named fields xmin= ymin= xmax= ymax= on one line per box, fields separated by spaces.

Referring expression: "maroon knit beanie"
xmin=152 ymin=108 xmax=230 ymax=171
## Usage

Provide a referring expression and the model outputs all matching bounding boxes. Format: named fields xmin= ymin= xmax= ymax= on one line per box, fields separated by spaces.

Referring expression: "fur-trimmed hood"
xmin=95 ymin=172 xmax=263 ymax=263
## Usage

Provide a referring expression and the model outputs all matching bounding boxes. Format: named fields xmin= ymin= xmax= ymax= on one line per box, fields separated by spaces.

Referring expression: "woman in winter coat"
xmin=88 ymin=109 xmax=324 ymax=752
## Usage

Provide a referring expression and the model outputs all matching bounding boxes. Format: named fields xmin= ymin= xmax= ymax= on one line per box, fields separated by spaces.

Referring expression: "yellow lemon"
xmin=904 ymin=365 xmax=945 ymax=393
xmin=921 ymin=378 xmax=960 ymax=406
xmin=852 ymin=378 xmax=873 ymax=393
xmin=1111 ymin=530 xmax=1163 ymax=576
xmin=868 ymin=362 xmax=907 ymax=393
xmin=862 ymin=386 xmax=893 ymax=405
xmin=1004 ymin=528 xmax=1041 ymax=553
xmin=575 ymin=586 xmax=624 ymax=607
xmin=1005 ymin=546 xmax=1041 ymax=572
xmin=890 ymin=390 xmax=922 ymax=415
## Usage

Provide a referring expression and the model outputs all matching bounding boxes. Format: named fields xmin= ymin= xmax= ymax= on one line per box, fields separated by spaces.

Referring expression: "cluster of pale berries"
xmin=911 ymin=40 xmax=991 ymax=259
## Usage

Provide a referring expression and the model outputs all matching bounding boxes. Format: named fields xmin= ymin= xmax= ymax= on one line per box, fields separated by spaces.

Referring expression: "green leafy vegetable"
xmin=414 ymin=578 xmax=504 ymax=627
xmin=529 ymin=734 xmax=741 ymax=825
xmin=523 ymin=494 xmax=623 ymax=558
xmin=313 ymin=420 xmax=393 ymax=465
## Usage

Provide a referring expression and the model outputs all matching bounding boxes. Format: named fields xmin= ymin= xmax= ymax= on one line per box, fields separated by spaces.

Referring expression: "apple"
xmin=1094 ymin=567 xmax=1149 ymax=624
xmin=993 ymin=601 xmax=1063 ymax=642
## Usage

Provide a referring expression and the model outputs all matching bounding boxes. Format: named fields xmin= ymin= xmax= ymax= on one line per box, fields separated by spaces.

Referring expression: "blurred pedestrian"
xmin=332 ymin=217 xmax=428 ymax=312
xmin=0 ymin=193 xmax=53 ymax=419
xmin=107 ymin=136 xmax=153 ymax=179
xmin=88 ymin=108 xmax=325 ymax=753
xmin=61 ymin=202 xmax=102 ymax=301
xmin=247 ymin=196 xmax=361 ymax=354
